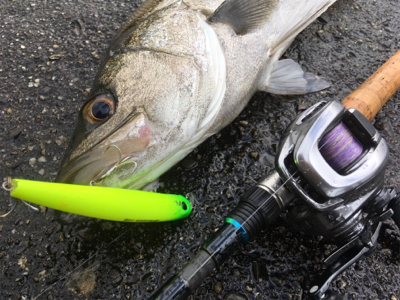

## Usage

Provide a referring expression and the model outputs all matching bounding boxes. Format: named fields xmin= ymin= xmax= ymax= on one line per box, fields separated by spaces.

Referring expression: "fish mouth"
xmin=53 ymin=143 xmax=149 ymax=225
xmin=56 ymin=112 xmax=152 ymax=187
xmin=55 ymin=145 xmax=123 ymax=186
xmin=53 ymin=148 xmax=122 ymax=225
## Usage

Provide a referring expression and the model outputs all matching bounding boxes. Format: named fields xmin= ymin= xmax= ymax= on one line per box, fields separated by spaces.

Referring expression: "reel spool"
xmin=319 ymin=122 xmax=363 ymax=172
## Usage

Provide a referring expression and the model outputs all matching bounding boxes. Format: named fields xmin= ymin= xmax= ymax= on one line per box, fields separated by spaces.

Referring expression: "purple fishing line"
xmin=319 ymin=123 xmax=363 ymax=172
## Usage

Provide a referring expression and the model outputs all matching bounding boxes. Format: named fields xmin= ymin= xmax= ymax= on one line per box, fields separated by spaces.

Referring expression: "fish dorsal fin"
xmin=209 ymin=0 xmax=279 ymax=34
xmin=112 ymin=0 xmax=163 ymax=43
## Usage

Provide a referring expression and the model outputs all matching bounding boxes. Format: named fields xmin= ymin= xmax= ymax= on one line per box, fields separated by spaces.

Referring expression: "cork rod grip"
xmin=342 ymin=50 xmax=400 ymax=120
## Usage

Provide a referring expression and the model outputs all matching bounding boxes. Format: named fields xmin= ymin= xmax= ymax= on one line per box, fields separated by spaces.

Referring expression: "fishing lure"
xmin=2 ymin=178 xmax=191 ymax=222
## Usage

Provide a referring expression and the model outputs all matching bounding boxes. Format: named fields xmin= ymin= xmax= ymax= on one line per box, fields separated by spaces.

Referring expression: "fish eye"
xmin=84 ymin=95 xmax=115 ymax=124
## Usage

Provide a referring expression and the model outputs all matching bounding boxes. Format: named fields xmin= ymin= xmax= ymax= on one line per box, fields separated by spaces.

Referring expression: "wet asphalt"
xmin=1 ymin=0 xmax=400 ymax=299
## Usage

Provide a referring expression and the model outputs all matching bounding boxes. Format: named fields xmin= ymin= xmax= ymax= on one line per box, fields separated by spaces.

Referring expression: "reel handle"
xmin=342 ymin=49 xmax=400 ymax=120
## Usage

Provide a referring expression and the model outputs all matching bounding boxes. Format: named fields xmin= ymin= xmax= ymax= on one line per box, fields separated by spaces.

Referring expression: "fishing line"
xmin=319 ymin=122 xmax=363 ymax=171
xmin=33 ymin=226 xmax=134 ymax=300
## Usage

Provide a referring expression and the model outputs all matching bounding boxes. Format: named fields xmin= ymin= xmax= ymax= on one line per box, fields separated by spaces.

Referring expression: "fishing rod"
xmin=150 ymin=49 xmax=400 ymax=300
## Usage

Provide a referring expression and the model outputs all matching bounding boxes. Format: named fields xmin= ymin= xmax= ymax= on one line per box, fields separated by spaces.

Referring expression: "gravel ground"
xmin=1 ymin=0 xmax=400 ymax=299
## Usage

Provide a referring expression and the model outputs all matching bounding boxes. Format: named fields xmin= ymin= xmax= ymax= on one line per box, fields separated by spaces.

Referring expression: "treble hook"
xmin=101 ymin=144 xmax=123 ymax=176
xmin=90 ymin=145 xmax=138 ymax=186
xmin=1 ymin=177 xmax=39 ymax=217
xmin=90 ymin=145 xmax=122 ymax=186
xmin=0 ymin=200 xmax=17 ymax=217
xmin=1 ymin=177 xmax=15 ymax=217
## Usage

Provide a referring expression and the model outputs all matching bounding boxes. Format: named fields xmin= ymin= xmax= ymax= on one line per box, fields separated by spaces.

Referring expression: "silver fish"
xmin=56 ymin=0 xmax=336 ymax=221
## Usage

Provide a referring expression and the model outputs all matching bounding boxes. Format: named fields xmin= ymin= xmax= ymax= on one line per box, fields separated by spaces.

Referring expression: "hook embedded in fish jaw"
xmin=90 ymin=144 xmax=138 ymax=186
xmin=103 ymin=144 xmax=122 ymax=162
xmin=120 ymin=156 xmax=138 ymax=178
xmin=90 ymin=144 xmax=123 ymax=186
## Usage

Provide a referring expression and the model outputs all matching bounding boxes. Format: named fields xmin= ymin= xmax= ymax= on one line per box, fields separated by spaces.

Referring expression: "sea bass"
xmin=56 ymin=0 xmax=336 ymax=220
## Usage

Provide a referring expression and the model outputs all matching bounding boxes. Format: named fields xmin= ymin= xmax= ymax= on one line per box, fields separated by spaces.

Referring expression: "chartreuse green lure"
xmin=7 ymin=179 xmax=191 ymax=222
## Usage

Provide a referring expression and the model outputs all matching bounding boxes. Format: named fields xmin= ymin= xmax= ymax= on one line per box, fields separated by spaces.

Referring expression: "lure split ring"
xmin=2 ymin=177 xmax=12 ymax=191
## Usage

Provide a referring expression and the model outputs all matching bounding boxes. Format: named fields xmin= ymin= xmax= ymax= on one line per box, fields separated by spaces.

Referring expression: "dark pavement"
xmin=1 ymin=0 xmax=399 ymax=299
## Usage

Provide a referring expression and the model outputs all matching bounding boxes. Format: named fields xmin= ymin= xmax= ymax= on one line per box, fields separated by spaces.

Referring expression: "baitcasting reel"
xmin=272 ymin=100 xmax=397 ymax=298
xmin=150 ymin=100 xmax=400 ymax=300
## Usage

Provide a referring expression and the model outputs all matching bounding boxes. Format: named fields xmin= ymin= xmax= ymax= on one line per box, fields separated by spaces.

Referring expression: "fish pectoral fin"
xmin=208 ymin=0 xmax=278 ymax=34
xmin=259 ymin=59 xmax=331 ymax=95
